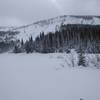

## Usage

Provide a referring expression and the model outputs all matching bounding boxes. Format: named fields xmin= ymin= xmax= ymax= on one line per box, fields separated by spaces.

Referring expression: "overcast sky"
xmin=0 ymin=0 xmax=100 ymax=26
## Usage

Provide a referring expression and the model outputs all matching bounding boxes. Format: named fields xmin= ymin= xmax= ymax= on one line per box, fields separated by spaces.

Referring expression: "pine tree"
xmin=21 ymin=39 xmax=24 ymax=46
xmin=78 ymin=48 xmax=86 ymax=67
xmin=25 ymin=41 xmax=30 ymax=53
xmin=13 ymin=45 xmax=21 ymax=53
xmin=25 ymin=36 xmax=34 ymax=53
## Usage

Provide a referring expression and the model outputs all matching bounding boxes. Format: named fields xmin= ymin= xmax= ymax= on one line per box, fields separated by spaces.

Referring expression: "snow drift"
xmin=0 ymin=53 xmax=100 ymax=100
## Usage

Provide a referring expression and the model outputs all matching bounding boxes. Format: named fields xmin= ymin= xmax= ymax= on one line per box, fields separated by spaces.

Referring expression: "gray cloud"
xmin=0 ymin=0 xmax=100 ymax=26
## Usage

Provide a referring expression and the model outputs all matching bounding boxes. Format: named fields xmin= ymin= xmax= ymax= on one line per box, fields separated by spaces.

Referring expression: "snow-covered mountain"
xmin=1 ymin=15 xmax=100 ymax=41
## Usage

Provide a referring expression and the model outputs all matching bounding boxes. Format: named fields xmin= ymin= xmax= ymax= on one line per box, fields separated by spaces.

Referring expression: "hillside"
xmin=1 ymin=15 xmax=100 ymax=41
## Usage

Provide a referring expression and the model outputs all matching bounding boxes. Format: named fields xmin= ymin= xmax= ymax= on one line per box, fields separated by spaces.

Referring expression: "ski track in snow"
xmin=0 ymin=53 xmax=100 ymax=100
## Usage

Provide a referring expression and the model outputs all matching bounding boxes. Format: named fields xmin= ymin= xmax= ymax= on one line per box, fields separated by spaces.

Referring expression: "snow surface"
xmin=0 ymin=53 xmax=100 ymax=100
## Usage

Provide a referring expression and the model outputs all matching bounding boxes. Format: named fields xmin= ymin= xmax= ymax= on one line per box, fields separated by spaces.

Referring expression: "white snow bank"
xmin=0 ymin=53 xmax=100 ymax=100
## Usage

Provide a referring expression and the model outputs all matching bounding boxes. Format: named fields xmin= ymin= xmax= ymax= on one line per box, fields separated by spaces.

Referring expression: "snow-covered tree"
xmin=78 ymin=48 xmax=86 ymax=67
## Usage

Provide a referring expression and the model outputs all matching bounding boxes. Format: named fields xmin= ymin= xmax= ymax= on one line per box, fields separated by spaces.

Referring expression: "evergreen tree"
xmin=25 ymin=36 xmax=34 ymax=53
xmin=25 ymin=41 xmax=30 ymax=53
xmin=13 ymin=45 xmax=21 ymax=53
xmin=78 ymin=48 xmax=86 ymax=67
xmin=21 ymin=39 xmax=24 ymax=46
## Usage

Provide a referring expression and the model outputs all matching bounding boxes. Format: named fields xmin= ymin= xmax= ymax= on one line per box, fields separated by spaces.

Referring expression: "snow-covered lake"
xmin=0 ymin=53 xmax=100 ymax=100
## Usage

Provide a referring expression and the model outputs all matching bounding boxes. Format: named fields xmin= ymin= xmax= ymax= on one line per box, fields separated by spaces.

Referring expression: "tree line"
xmin=0 ymin=24 xmax=100 ymax=54
xmin=21 ymin=24 xmax=100 ymax=53
xmin=15 ymin=24 xmax=100 ymax=53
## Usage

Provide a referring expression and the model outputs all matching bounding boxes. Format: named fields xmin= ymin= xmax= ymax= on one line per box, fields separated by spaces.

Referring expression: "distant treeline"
xmin=32 ymin=24 xmax=100 ymax=53
xmin=0 ymin=24 xmax=100 ymax=53
xmin=0 ymin=31 xmax=19 ymax=53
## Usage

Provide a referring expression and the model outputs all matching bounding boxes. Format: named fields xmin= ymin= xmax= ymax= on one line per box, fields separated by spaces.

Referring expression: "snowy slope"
xmin=0 ymin=53 xmax=100 ymax=100
xmin=14 ymin=15 xmax=100 ymax=41
xmin=1 ymin=15 xmax=100 ymax=41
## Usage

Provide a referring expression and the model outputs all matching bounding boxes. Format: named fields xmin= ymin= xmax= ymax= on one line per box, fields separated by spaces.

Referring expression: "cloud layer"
xmin=0 ymin=0 xmax=100 ymax=26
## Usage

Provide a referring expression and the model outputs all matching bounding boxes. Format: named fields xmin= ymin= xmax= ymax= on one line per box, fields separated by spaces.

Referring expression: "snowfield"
xmin=0 ymin=53 xmax=100 ymax=100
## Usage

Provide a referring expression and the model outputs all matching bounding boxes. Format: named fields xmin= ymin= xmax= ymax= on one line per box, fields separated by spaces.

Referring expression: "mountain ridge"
xmin=1 ymin=15 xmax=100 ymax=41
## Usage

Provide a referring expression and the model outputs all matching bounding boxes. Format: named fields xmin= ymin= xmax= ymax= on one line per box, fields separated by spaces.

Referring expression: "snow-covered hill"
xmin=1 ymin=15 xmax=100 ymax=41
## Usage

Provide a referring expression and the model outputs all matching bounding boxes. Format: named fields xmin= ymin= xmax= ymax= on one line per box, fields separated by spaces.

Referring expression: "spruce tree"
xmin=21 ymin=39 xmax=24 ymax=46
xmin=78 ymin=48 xmax=86 ymax=67
xmin=13 ymin=45 xmax=20 ymax=53
xmin=25 ymin=37 xmax=34 ymax=53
